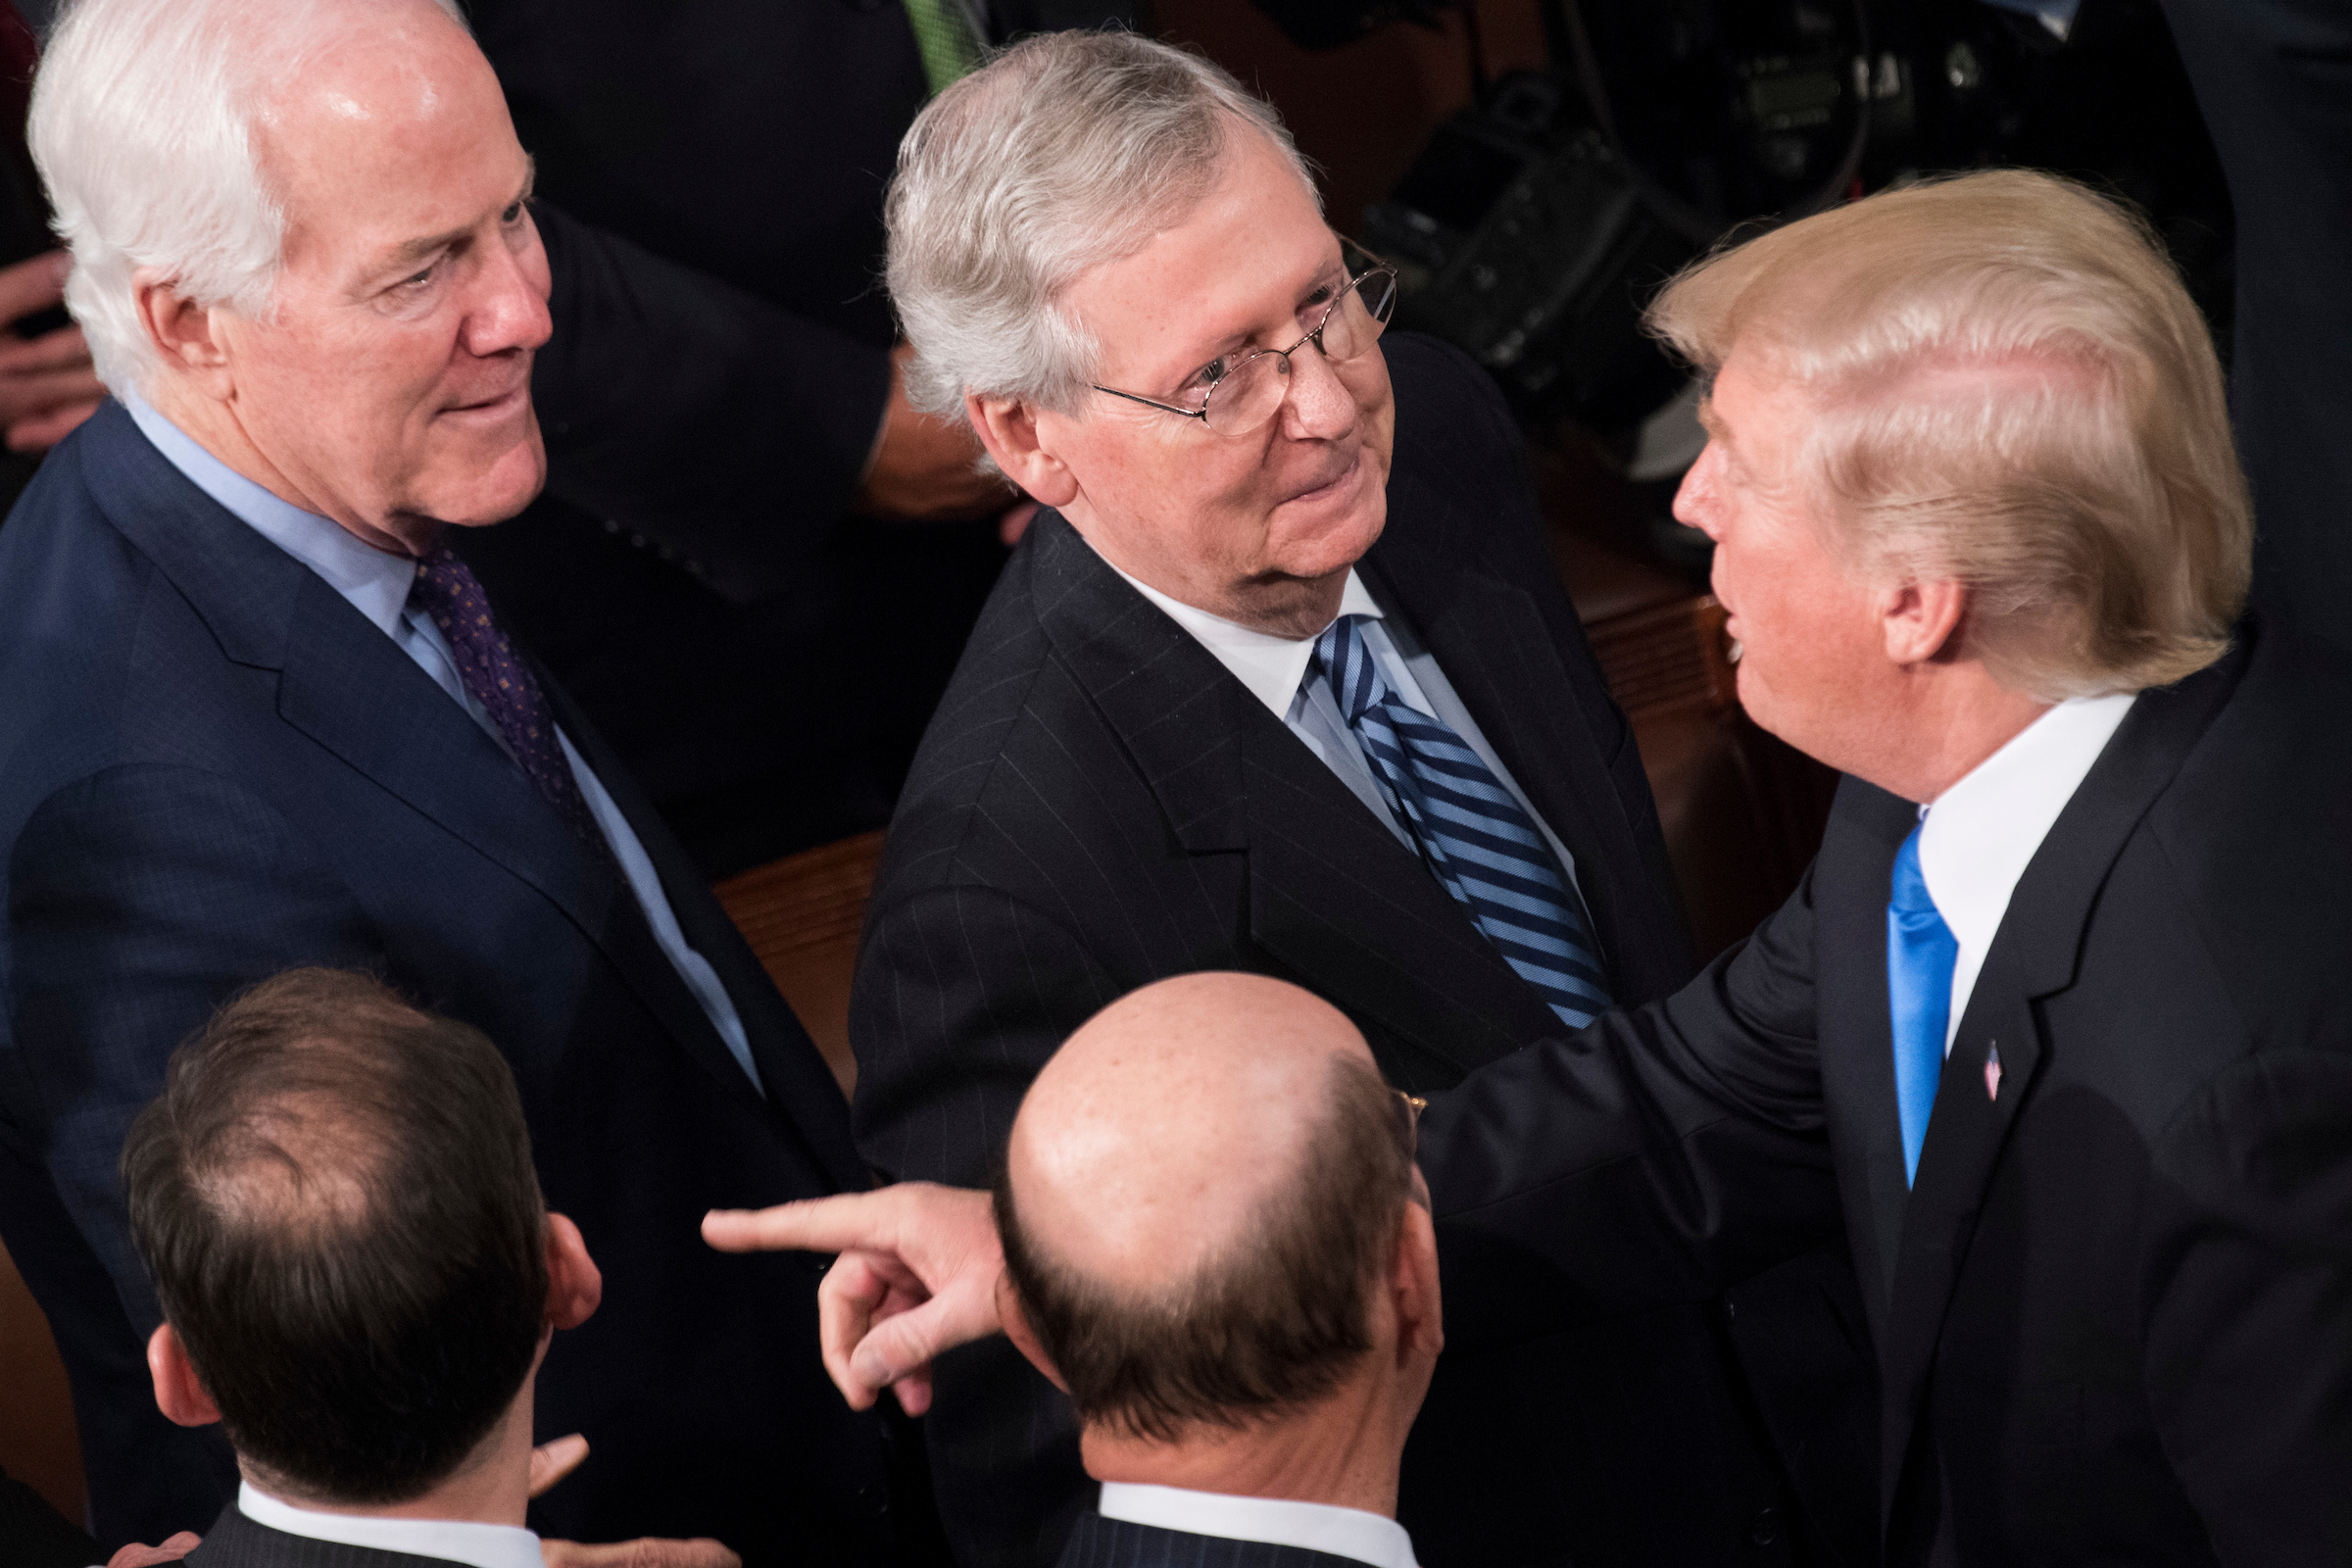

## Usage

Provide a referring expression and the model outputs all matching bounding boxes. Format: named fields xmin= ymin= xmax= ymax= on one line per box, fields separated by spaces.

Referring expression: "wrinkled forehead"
xmin=253 ymin=5 xmax=515 ymax=243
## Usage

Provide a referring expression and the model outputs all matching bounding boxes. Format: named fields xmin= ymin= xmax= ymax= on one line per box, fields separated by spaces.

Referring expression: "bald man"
xmin=729 ymin=974 xmax=1443 ymax=1568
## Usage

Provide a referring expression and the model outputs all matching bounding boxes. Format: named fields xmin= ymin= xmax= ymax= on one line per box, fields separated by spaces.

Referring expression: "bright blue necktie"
xmin=1310 ymin=614 xmax=1609 ymax=1029
xmin=1886 ymin=823 xmax=1957 ymax=1186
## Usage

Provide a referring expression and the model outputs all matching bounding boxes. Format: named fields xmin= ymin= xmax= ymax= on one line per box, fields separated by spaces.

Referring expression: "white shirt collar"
xmin=1098 ymin=1482 xmax=1418 ymax=1568
xmin=122 ymin=389 xmax=419 ymax=636
xmin=237 ymin=1482 xmax=543 ymax=1568
xmin=1917 ymin=691 xmax=2136 ymax=1046
xmin=1101 ymin=549 xmax=1385 ymax=720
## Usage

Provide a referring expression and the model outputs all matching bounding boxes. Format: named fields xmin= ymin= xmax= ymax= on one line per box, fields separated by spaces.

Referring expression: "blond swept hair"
xmin=1646 ymin=170 xmax=2250 ymax=698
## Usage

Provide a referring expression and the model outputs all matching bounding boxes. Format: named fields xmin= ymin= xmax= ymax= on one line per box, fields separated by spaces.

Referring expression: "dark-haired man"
xmin=723 ymin=970 xmax=1441 ymax=1568
xmin=122 ymin=968 xmax=730 ymax=1568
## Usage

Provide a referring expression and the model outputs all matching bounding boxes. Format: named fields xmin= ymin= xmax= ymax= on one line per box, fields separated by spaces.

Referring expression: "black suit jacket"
xmin=2158 ymin=0 xmax=2352 ymax=656
xmin=1421 ymin=620 xmax=2352 ymax=1565
xmin=1057 ymin=1512 xmax=1380 ymax=1568
xmin=0 ymin=405 xmax=933 ymax=1565
xmin=852 ymin=335 xmax=1878 ymax=1568
xmin=183 ymin=1504 xmax=469 ymax=1568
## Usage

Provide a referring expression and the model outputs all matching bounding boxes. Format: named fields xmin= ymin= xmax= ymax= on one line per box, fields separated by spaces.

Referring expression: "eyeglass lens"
xmin=1201 ymin=268 xmax=1398 ymax=436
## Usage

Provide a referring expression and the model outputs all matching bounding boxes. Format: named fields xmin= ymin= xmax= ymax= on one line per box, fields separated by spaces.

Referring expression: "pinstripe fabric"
xmin=849 ymin=337 xmax=1860 ymax=1568
xmin=1311 ymin=612 xmax=1608 ymax=1028
xmin=1059 ymin=1514 xmax=1379 ymax=1568
xmin=185 ymin=1503 xmax=462 ymax=1568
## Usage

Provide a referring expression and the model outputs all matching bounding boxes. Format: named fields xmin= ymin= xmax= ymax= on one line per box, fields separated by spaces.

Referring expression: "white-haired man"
xmin=0 ymin=2 xmax=934 ymax=1562
xmin=841 ymin=28 xmax=1875 ymax=1568
xmin=717 ymin=168 xmax=2352 ymax=1566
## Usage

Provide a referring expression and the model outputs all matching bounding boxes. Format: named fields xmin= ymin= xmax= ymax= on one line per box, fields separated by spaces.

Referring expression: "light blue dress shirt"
xmin=122 ymin=394 xmax=760 ymax=1093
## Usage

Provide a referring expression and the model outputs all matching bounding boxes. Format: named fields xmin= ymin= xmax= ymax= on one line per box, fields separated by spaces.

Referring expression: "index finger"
xmin=703 ymin=1190 xmax=906 ymax=1256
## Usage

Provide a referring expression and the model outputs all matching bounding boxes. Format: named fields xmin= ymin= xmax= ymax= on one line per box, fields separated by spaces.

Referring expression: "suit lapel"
xmin=1813 ymin=778 xmax=1917 ymax=1330
xmin=84 ymin=406 xmax=770 ymax=1126
xmin=1027 ymin=514 xmax=1557 ymax=1084
xmin=1872 ymin=644 xmax=2250 ymax=1514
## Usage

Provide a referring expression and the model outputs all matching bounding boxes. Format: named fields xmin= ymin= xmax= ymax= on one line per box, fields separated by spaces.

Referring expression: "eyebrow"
xmin=371 ymin=161 xmax=536 ymax=277
xmin=1694 ymin=394 xmax=1729 ymax=445
xmin=1172 ymin=255 xmax=1351 ymax=373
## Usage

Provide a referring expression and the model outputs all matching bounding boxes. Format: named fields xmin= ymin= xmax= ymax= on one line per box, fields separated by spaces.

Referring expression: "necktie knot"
xmin=1311 ymin=613 xmax=1390 ymax=724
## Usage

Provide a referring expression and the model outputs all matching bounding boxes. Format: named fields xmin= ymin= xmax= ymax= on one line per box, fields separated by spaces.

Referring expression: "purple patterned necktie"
xmin=409 ymin=544 xmax=608 ymax=852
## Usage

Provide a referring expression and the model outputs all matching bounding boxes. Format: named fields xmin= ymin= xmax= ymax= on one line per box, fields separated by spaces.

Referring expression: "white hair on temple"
xmin=29 ymin=0 xmax=467 ymax=395
xmin=884 ymin=29 xmax=1319 ymax=423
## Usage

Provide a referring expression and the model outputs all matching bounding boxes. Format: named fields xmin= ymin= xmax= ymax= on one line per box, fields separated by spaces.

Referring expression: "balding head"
xmin=997 ymin=973 xmax=1425 ymax=1444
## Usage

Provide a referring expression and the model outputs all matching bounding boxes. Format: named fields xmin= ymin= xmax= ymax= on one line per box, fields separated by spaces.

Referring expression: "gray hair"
xmin=884 ymin=29 xmax=1318 ymax=422
xmin=29 ymin=0 xmax=468 ymax=396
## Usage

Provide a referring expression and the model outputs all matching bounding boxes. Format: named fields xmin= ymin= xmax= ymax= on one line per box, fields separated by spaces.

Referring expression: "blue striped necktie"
xmin=1886 ymin=823 xmax=1957 ymax=1186
xmin=1310 ymin=613 xmax=1610 ymax=1029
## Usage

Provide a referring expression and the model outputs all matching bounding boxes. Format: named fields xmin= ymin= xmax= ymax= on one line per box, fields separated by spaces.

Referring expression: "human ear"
xmin=1880 ymin=576 xmax=1968 ymax=668
xmin=996 ymin=1270 xmax=1072 ymax=1396
xmin=544 ymin=1212 xmax=604 ymax=1332
xmin=133 ymin=275 xmax=230 ymax=381
xmin=147 ymin=1323 xmax=223 ymax=1428
xmin=1391 ymin=1190 xmax=1444 ymax=1366
xmin=967 ymin=393 xmax=1078 ymax=509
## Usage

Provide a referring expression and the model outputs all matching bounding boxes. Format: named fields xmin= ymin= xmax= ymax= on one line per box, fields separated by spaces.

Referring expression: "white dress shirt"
xmin=237 ymin=1482 xmax=542 ymax=1568
xmin=122 ymin=393 xmax=760 ymax=1092
xmin=1098 ymin=1483 xmax=1419 ymax=1568
xmin=1105 ymin=556 xmax=1592 ymax=919
xmin=1917 ymin=692 xmax=2136 ymax=1052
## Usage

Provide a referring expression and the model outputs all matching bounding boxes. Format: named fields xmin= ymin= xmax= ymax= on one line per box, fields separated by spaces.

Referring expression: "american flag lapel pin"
xmin=1984 ymin=1041 xmax=2002 ymax=1102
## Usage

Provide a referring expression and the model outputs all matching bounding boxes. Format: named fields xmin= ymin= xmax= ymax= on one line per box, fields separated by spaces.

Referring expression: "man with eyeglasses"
xmin=845 ymin=29 xmax=1873 ymax=1568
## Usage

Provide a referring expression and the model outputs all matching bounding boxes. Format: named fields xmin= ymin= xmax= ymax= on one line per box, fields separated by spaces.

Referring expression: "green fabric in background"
xmin=902 ymin=0 xmax=983 ymax=96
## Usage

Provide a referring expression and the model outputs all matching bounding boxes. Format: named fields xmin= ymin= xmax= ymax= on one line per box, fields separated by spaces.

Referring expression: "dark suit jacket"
xmin=1057 ymin=1511 xmax=1380 ymax=1568
xmin=852 ymin=335 xmax=1878 ymax=1568
xmin=0 ymin=404 xmax=937 ymax=1565
xmin=2159 ymin=0 xmax=2352 ymax=656
xmin=182 ymin=1503 xmax=469 ymax=1568
xmin=1421 ymin=620 xmax=2352 ymax=1565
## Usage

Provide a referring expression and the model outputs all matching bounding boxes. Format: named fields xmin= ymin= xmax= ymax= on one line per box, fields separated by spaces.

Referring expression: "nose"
xmin=1672 ymin=440 xmax=1725 ymax=542
xmin=1276 ymin=337 xmax=1357 ymax=442
xmin=461 ymin=224 xmax=554 ymax=361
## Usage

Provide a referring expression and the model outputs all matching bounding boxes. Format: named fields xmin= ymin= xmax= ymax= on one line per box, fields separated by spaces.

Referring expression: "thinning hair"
xmin=994 ymin=1052 xmax=1414 ymax=1444
xmin=885 ymin=28 xmax=1318 ymax=423
xmin=29 ymin=0 xmax=467 ymax=395
xmin=121 ymin=968 xmax=547 ymax=1507
xmin=1646 ymin=169 xmax=2250 ymax=698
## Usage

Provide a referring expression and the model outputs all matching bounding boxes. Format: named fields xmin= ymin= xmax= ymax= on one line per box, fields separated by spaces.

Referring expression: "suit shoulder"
xmin=1060 ymin=1513 xmax=1380 ymax=1568
xmin=2149 ymin=626 xmax=2352 ymax=1051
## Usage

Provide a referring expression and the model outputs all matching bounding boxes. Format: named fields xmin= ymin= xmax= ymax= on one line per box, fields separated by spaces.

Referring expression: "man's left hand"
xmin=851 ymin=342 xmax=1018 ymax=521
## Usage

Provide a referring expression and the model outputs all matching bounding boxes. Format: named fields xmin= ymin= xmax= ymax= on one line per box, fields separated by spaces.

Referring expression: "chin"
xmin=425 ymin=429 xmax=548 ymax=528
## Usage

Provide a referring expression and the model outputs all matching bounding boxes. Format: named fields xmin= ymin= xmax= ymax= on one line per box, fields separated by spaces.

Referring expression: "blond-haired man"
xmin=717 ymin=169 xmax=2352 ymax=1566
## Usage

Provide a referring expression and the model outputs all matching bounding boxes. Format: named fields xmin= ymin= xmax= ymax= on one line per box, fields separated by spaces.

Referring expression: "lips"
xmin=1280 ymin=448 xmax=1360 ymax=508
xmin=444 ymin=382 xmax=528 ymax=417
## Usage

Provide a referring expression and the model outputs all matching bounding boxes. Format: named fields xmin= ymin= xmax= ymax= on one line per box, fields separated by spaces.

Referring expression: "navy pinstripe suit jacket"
xmin=1056 ymin=1513 xmax=1376 ymax=1568
xmin=851 ymin=336 xmax=1878 ymax=1568
xmin=0 ymin=403 xmax=932 ymax=1566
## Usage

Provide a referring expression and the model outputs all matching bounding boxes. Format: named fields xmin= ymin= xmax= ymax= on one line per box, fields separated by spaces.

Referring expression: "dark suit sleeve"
xmin=527 ymin=202 xmax=898 ymax=604
xmin=1419 ymin=858 xmax=1846 ymax=1348
xmin=851 ymin=882 xmax=1125 ymax=1568
xmin=2139 ymin=1047 xmax=2352 ymax=1563
xmin=9 ymin=764 xmax=377 ymax=1332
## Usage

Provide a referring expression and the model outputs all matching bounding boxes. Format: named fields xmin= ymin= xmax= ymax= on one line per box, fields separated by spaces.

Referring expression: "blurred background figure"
xmin=995 ymin=973 xmax=1442 ymax=1568
xmin=0 ymin=1 xmax=100 ymax=509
